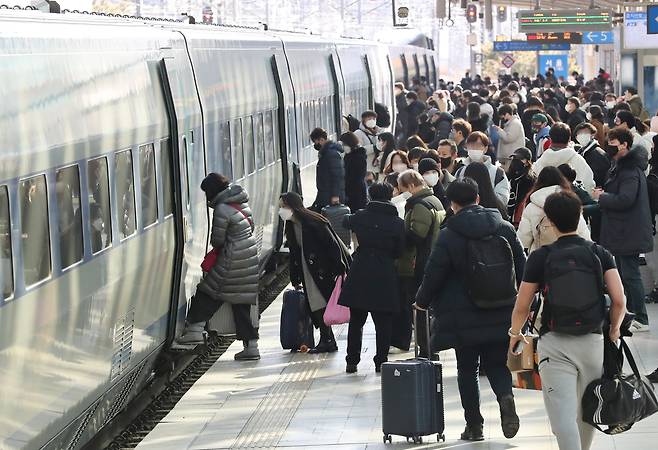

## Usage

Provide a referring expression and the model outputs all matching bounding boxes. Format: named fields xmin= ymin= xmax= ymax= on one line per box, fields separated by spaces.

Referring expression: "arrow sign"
xmin=582 ymin=31 xmax=614 ymax=44
xmin=648 ymin=5 xmax=658 ymax=34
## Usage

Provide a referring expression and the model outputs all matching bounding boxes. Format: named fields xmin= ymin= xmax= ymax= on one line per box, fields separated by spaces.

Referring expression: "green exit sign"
xmin=518 ymin=9 xmax=612 ymax=33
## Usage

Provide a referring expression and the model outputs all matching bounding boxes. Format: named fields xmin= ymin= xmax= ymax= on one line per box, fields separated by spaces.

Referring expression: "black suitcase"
xmin=321 ymin=204 xmax=351 ymax=248
xmin=381 ymin=310 xmax=445 ymax=444
xmin=280 ymin=289 xmax=315 ymax=351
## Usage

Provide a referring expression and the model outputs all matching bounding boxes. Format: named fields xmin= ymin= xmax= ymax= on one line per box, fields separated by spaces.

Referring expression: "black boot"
xmin=309 ymin=325 xmax=338 ymax=354
xmin=460 ymin=424 xmax=484 ymax=441
xmin=499 ymin=395 xmax=520 ymax=439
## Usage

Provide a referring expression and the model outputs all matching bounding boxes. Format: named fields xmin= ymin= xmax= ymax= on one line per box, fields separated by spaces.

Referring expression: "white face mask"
xmin=392 ymin=191 xmax=412 ymax=203
xmin=394 ymin=88 xmax=402 ymax=96
xmin=411 ymin=163 xmax=419 ymax=171
xmin=343 ymin=145 xmax=352 ymax=154
xmin=376 ymin=140 xmax=383 ymax=150
xmin=467 ymin=149 xmax=484 ymax=162
xmin=576 ymin=133 xmax=592 ymax=146
xmin=512 ymin=96 xmax=520 ymax=104
xmin=406 ymin=99 xmax=413 ymax=106
xmin=393 ymin=163 xmax=407 ymax=173
xmin=278 ymin=207 xmax=294 ymax=221
xmin=423 ymin=172 xmax=440 ymax=187
xmin=586 ymin=112 xmax=592 ymax=121
xmin=606 ymin=101 xmax=616 ymax=109
xmin=365 ymin=119 xmax=376 ymax=129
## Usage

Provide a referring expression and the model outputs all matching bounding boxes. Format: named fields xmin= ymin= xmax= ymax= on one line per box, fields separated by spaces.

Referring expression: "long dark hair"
xmin=378 ymin=132 xmax=395 ymax=152
xmin=463 ymin=162 xmax=509 ymax=220
xmin=280 ymin=192 xmax=328 ymax=224
xmin=527 ymin=166 xmax=571 ymax=205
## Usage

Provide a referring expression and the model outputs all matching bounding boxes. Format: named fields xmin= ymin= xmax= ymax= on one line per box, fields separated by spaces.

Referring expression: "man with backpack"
xmin=509 ymin=190 xmax=627 ymax=450
xmin=415 ymin=178 xmax=526 ymax=442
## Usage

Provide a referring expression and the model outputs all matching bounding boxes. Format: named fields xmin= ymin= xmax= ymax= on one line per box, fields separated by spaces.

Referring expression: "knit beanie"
xmin=201 ymin=173 xmax=229 ymax=201
xmin=418 ymin=158 xmax=440 ymax=175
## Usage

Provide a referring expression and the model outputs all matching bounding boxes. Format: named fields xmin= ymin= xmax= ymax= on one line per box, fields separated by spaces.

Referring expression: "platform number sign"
xmin=393 ymin=0 xmax=410 ymax=27
xmin=501 ymin=54 xmax=515 ymax=69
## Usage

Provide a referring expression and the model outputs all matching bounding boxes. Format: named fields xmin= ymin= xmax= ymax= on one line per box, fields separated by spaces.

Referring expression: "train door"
xmin=328 ymin=53 xmax=343 ymax=138
xmin=400 ymin=54 xmax=409 ymax=87
xmin=363 ymin=54 xmax=374 ymax=110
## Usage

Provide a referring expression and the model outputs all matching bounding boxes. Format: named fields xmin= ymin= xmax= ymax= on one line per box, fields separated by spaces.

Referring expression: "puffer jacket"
xmin=496 ymin=115 xmax=526 ymax=163
xmin=456 ymin=155 xmax=511 ymax=206
xmin=197 ymin=184 xmax=259 ymax=305
xmin=354 ymin=122 xmax=381 ymax=173
xmin=532 ymin=146 xmax=596 ymax=194
xmin=517 ymin=186 xmax=591 ymax=253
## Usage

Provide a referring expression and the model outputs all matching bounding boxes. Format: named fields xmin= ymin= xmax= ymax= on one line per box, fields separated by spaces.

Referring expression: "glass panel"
xmin=272 ymin=109 xmax=280 ymax=162
xmin=88 ymin=157 xmax=112 ymax=253
xmin=231 ymin=119 xmax=244 ymax=179
xmin=243 ymin=116 xmax=256 ymax=175
xmin=0 ymin=186 xmax=13 ymax=299
xmin=264 ymin=110 xmax=275 ymax=164
xmin=139 ymin=144 xmax=158 ymax=227
xmin=304 ymin=102 xmax=311 ymax=145
xmin=160 ymin=140 xmax=174 ymax=216
xmin=115 ymin=150 xmax=136 ymax=239
xmin=254 ymin=113 xmax=266 ymax=169
xmin=19 ymin=175 xmax=50 ymax=286
xmin=56 ymin=165 xmax=83 ymax=268
xmin=220 ymin=122 xmax=232 ymax=179
xmin=182 ymin=136 xmax=190 ymax=209
xmin=328 ymin=96 xmax=335 ymax=134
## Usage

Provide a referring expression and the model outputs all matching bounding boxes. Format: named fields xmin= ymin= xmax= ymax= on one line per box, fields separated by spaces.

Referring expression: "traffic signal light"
xmin=497 ymin=6 xmax=507 ymax=22
xmin=466 ymin=4 xmax=477 ymax=23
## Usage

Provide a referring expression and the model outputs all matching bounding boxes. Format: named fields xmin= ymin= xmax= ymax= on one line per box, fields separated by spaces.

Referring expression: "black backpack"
xmin=345 ymin=114 xmax=360 ymax=132
xmin=541 ymin=243 xmax=606 ymax=335
xmin=375 ymin=102 xmax=391 ymax=128
xmin=465 ymin=234 xmax=517 ymax=309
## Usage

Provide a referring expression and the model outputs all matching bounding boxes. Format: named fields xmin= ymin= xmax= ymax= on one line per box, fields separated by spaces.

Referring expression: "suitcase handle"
xmin=413 ymin=308 xmax=432 ymax=359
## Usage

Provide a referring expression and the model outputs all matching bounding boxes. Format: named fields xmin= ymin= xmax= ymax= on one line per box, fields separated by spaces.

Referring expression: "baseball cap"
xmin=531 ymin=113 xmax=548 ymax=124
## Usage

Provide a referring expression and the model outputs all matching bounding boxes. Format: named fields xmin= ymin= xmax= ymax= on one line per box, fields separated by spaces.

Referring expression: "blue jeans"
xmin=616 ymin=254 xmax=648 ymax=325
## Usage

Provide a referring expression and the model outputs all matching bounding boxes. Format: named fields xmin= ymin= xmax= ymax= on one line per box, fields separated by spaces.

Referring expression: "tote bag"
xmin=323 ymin=275 xmax=350 ymax=326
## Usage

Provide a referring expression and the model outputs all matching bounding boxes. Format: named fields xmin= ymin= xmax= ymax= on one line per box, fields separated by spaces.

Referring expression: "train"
xmin=0 ymin=7 xmax=437 ymax=450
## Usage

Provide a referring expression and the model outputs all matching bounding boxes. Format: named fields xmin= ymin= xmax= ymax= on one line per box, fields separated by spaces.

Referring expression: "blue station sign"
xmin=493 ymin=41 xmax=571 ymax=52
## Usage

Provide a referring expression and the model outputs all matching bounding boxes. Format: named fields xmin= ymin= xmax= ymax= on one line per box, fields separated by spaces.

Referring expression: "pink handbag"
xmin=323 ymin=275 xmax=351 ymax=326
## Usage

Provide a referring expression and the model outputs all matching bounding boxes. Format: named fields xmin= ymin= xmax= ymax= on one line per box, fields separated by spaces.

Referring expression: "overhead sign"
xmin=392 ymin=0 xmax=410 ymax=27
xmin=538 ymin=54 xmax=569 ymax=80
xmin=624 ymin=11 xmax=658 ymax=50
xmin=493 ymin=41 xmax=571 ymax=52
xmin=582 ymin=31 xmax=614 ymax=45
xmin=526 ymin=32 xmax=582 ymax=43
xmin=518 ymin=9 xmax=612 ymax=33
xmin=501 ymin=54 xmax=515 ymax=69
xmin=648 ymin=5 xmax=658 ymax=34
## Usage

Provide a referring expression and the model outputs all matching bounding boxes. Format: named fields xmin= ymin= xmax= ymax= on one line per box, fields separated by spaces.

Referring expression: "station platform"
xmin=137 ymin=291 xmax=658 ymax=450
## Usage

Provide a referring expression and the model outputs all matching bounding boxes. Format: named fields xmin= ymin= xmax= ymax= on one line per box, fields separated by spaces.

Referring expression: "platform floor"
xmin=137 ymin=292 xmax=658 ymax=450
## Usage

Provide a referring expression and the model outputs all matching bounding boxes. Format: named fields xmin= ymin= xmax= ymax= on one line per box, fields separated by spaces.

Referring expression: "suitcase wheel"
xmin=437 ymin=434 xmax=445 ymax=442
xmin=383 ymin=434 xmax=392 ymax=444
xmin=412 ymin=436 xmax=423 ymax=444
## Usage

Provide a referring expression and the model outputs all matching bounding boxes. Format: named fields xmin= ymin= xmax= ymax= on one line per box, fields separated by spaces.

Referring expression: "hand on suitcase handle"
xmin=412 ymin=302 xmax=428 ymax=311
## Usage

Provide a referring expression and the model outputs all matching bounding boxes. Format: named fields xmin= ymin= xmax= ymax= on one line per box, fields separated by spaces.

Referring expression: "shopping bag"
xmin=510 ymin=295 xmax=542 ymax=390
xmin=323 ymin=275 xmax=350 ymax=326
xmin=507 ymin=333 xmax=538 ymax=372
xmin=201 ymin=248 xmax=219 ymax=272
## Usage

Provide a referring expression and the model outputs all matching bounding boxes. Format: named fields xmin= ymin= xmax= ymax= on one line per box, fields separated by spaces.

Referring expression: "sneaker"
xmin=460 ymin=424 xmax=484 ymax=441
xmin=631 ymin=321 xmax=650 ymax=333
xmin=234 ymin=340 xmax=260 ymax=361
xmin=499 ymin=395 xmax=520 ymax=439
xmin=388 ymin=346 xmax=408 ymax=354
xmin=346 ymin=364 xmax=358 ymax=374
xmin=308 ymin=339 xmax=338 ymax=354
xmin=647 ymin=369 xmax=658 ymax=383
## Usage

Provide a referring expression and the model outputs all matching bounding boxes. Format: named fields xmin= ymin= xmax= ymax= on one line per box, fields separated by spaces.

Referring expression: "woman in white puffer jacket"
xmin=518 ymin=166 xmax=591 ymax=253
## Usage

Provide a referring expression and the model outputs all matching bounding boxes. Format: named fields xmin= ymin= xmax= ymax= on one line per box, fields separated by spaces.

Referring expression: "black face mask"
xmin=366 ymin=178 xmax=375 ymax=187
xmin=439 ymin=157 xmax=453 ymax=169
xmin=508 ymin=159 xmax=528 ymax=177
xmin=605 ymin=144 xmax=619 ymax=158
xmin=313 ymin=143 xmax=322 ymax=151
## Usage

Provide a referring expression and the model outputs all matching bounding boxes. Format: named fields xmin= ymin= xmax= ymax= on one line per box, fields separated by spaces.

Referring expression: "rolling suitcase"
xmin=280 ymin=289 xmax=315 ymax=351
xmin=321 ymin=204 xmax=351 ymax=248
xmin=381 ymin=310 xmax=445 ymax=445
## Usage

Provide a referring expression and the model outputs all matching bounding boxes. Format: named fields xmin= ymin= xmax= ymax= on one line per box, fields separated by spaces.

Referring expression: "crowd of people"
xmin=178 ymin=69 xmax=658 ymax=449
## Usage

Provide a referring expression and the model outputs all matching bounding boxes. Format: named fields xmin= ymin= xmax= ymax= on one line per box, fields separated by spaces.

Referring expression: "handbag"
xmin=323 ymin=274 xmax=351 ymax=326
xmin=509 ymin=295 xmax=542 ymax=391
xmin=582 ymin=336 xmax=658 ymax=434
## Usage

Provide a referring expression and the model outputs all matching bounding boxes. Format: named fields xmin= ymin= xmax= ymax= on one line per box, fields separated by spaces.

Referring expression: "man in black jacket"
xmin=415 ymin=178 xmax=526 ymax=442
xmin=310 ymin=128 xmax=345 ymax=211
xmin=574 ymin=122 xmax=611 ymax=187
xmin=593 ymin=128 xmax=654 ymax=332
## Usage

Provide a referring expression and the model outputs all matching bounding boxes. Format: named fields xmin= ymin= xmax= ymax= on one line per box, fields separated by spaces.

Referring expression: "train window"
xmin=328 ymin=96 xmax=336 ymax=134
xmin=88 ymin=157 xmax=112 ymax=253
xmin=243 ymin=116 xmax=256 ymax=175
xmin=219 ymin=122 xmax=232 ymax=179
xmin=139 ymin=144 xmax=158 ymax=227
xmin=321 ymin=97 xmax=329 ymax=132
xmin=230 ymin=119 xmax=244 ymax=180
xmin=314 ymin=100 xmax=321 ymax=131
xmin=19 ymin=175 xmax=51 ymax=286
xmin=115 ymin=150 xmax=136 ymax=239
xmin=264 ymin=110 xmax=275 ymax=164
xmin=56 ymin=165 xmax=83 ymax=269
xmin=272 ymin=110 xmax=280 ymax=162
xmin=254 ymin=113 xmax=266 ymax=169
xmin=160 ymin=140 xmax=174 ymax=217
xmin=0 ymin=186 xmax=13 ymax=299
xmin=182 ymin=136 xmax=191 ymax=209
xmin=303 ymin=102 xmax=311 ymax=145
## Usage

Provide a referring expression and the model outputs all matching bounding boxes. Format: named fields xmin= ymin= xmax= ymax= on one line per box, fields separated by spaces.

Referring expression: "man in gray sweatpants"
xmin=509 ymin=191 xmax=626 ymax=450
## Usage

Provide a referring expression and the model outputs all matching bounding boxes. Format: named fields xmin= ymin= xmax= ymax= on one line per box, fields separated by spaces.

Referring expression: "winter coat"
xmin=395 ymin=92 xmax=409 ymax=138
xmin=532 ymin=146 xmax=596 ymax=194
xmin=468 ymin=115 xmax=489 ymax=134
xmin=287 ymin=217 xmax=351 ymax=311
xmin=533 ymin=126 xmax=551 ymax=160
xmin=521 ymin=108 xmax=543 ymax=140
xmin=507 ymin=172 xmax=535 ymax=227
xmin=456 ymin=155 xmax=511 ymax=206
xmin=405 ymin=100 xmax=426 ymax=138
xmin=418 ymin=122 xmax=436 ymax=144
xmin=497 ymin=115 xmax=526 ymax=163
xmin=197 ymin=184 xmax=259 ymax=305
xmin=338 ymin=201 xmax=405 ymax=313
xmin=566 ymin=109 xmax=587 ymax=134
xmin=398 ymin=188 xmax=445 ymax=283
xmin=599 ymin=148 xmax=654 ymax=256
xmin=517 ymin=186 xmax=591 ymax=253
xmin=313 ymin=141 xmax=345 ymax=209
xmin=591 ymin=118 xmax=606 ymax=145
xmin=344 ymin=146 xmax=368 ymax=212
xmin=354 ymin=123 xmax=381 ymax=173
xmin=628 ymin=95 xmax=649 ymax=121
xmin=429 ymin=113 xmax=454 ymax=148
xmin=415 ymin=205 xmax=526 ymax=350
xmin=578 ymin=140 xmax=611 ymax=188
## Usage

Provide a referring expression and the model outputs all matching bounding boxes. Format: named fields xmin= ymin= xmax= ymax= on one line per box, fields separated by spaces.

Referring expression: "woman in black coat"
xmin=280 ymin=192 xmax=351 ymax=354
xmin=340 ymin=132 xmax=368 ymax=212
xmin=339 ymin=183 xmax=405 ymax=373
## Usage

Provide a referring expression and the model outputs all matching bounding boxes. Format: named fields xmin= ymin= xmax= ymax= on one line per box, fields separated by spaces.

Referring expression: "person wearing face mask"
xmin=520 ymin=96 xmax=545 ymax=141
xmin=310 ymin=127 xmax=345 ymax=211
xmin=592 ymin=128 xmax=653 ymax=333
xmin=177 ymin=174 xmax=260 ymax=360
xmin=339 ymin=182 xmax=405 ymax=374
xmin=614 ymin=109 xmax=653 ymax=162
xmin=340 ymin=132 xmax=367 ymax=213
xmin=587 ymin=105 xmax=607 ymax=145
xmin=280 ymin=191 xmax=352 ymax=353
xmin=563 ymin=97 xmax=586 ymax=133
xmin=604 ymin=93 xmax=618 ymax=128
xmin=451 ymin=118 xmax=472 ymax=157
xmin=531 ymin=113 xmax=552 ymax=160
xmin=437 ymin=139 xmax=463 ymax=175
xmin=404 ymin=91 xmax=426 ymax=139
xmin=376 ymin=132 xmax=396 ymax=173
xmin=392 ymin=170 xmax=445 ymax=354
xmin=492 ymin=104 xmax=526 ymax=171
xmin=625 ymin=87 xmax=649 ymax=121
xmin=456 ymin=131 xmax=511 ymax=206
xmin=573 ymin=122 xmax=610 ymax=188
xmin=407 ymin=146 xmax=429 ymax=171
xmin=353 ymin=110 xmax=381 ymax=174
xmin=506 ymin=148 xmax=536 ymax=228
xmin=417 ymin=111 xmax=437 ymax=144
xmin=418 ymin=157 xmax=452 ymax=211
xmin=385 ymin=173 xmax=408 ymax=219
xmin=429 ymin=111 xmax=455 ymax=148
xmin=383 ymin=150 xmax=411 ymax=175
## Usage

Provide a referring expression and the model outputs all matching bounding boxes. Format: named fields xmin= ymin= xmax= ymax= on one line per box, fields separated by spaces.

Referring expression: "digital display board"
xmin=518 ymin=10 xmax=612 ymax=33
xmin=526 ymin=32 xmax=582 ymax=43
